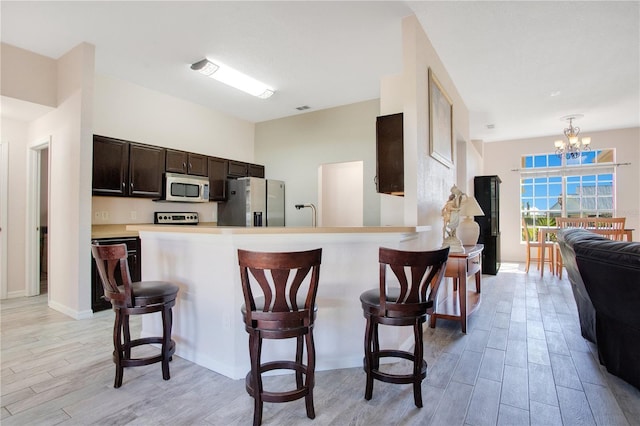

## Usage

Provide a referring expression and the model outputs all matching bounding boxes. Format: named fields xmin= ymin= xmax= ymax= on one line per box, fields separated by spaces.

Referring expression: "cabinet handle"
xmin=122 ymin=182 xmax=125 ymax=189
xmin=130 ymin=182 xmax=134 ymax=190
xmin=189 ymin=163 xmax=192 ymax=170
xmin=183 ymin=162 xmax=187 ymax=168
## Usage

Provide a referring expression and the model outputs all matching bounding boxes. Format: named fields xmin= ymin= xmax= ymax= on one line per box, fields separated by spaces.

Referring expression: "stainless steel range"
xmin=154 ymin=212 xmax=199 ymax=225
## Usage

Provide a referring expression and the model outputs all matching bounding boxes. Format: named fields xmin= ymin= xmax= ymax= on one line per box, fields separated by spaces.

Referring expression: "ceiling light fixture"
xmin=554 ymin=114 xmax=591 ymax=159
xmin=190 ymin=58 xmax=275 ymax=99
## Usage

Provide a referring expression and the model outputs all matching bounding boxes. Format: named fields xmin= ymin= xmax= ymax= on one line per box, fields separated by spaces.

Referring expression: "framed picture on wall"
xmin=428 ymin=68 xmax=454 ymax=168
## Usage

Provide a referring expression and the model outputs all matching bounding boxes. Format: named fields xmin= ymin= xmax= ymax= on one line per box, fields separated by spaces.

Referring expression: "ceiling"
xmin=2 ymin=1 xmax=638 ymax=143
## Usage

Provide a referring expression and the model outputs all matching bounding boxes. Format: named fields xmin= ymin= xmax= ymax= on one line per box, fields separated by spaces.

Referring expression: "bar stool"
xmin=91 ymin=243 xmax=179 ymax=388
xmin=360 ymin=246 xmax=449 ymax=408
xmin=238 ymin=248 xmax=322 ymax=426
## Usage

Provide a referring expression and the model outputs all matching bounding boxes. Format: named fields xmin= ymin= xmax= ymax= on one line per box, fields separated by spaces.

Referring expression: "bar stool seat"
xmin=360 ymin=247 xmax=449 ymax=408
xmin=91 ymin=243 xmax=178 ymax=388
xmin=238 ymin=248 xmax=322 ymax=426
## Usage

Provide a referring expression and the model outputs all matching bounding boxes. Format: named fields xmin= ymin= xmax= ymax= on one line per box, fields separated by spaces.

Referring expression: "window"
xmin=520 ymin=149 xmax=616 ymax=240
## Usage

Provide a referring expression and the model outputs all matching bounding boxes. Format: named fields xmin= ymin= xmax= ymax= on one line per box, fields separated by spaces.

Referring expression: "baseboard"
xmin=6 ymin=290 xmax=26 ymax=299
xmin=48 ymin=300 xmax=94 ymax=320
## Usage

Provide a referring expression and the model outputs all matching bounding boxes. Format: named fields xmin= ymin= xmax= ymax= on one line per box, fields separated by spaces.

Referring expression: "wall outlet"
xmin=101 ymin=211 xmax=109 ymax=220
xmin=130 ymin=211 xmax=137 ymax=220
xmin=94 ymin=211 xmax=101 ymax=220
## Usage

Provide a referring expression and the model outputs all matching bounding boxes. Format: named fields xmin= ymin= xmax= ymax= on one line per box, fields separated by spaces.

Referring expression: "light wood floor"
xmin=2 ymin=263 xmax=640 ymax=425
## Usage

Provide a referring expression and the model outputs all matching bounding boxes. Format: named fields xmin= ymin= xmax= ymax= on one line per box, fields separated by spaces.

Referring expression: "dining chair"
xmin=522 ymin=218 xmax=554 ymax=275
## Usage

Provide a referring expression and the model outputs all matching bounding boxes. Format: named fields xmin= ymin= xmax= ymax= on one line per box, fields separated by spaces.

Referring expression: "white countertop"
xmin=127 ymin=224 xmax=431 ymax=235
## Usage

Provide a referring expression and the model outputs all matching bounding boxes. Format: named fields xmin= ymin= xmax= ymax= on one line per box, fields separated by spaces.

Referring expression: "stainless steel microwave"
xmin=161 ymin=173 xmax=209 ymax=203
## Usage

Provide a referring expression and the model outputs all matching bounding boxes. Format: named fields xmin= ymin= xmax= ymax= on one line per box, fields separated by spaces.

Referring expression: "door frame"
xmin=0 ymin=141 xmax=8 ymax=299
xmin=26 ymin=137 xmax=50 ymax=297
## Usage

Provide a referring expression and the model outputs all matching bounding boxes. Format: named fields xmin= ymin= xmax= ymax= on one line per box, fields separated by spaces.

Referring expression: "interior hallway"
xmin=2 ymin=263 xmax=640 ymax=425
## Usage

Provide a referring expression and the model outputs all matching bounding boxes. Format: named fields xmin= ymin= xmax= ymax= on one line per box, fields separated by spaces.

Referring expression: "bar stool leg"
xmin=295 ymin=336 xmax=304 ymax=389
xmin=161 ymin=305 xmax=172 ymax=380
xmin=413 ymin=319 xmax=423 ymax=408
xmin=363 ymin=315 xmax=374 ymax=401
xmin=113 ymin=310 xmax=125 ymax=388
xmin=305 ymin=331 xmax=316 ymax=419
xmin=249 ymin=333 xmax=263 ymax=426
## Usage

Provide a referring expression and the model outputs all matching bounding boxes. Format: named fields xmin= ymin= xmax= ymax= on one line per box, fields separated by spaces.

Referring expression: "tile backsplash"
xmin=92 ymin=196 xmax=217 ymax=224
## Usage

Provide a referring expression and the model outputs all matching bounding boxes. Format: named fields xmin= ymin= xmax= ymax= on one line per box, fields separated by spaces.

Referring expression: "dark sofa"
xmin=558 ymin=228 xmax=640 ymax=389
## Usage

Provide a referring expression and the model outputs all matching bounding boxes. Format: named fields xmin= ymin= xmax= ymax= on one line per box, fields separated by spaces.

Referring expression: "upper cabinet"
xmin=128 ymin=143 xmax=166 ymax=198
xmin=165 ymin=149 xmax=208 ymax=176
xmin=207 ymin=157 xmax=228 ymax=201
xmin=375 ymin=113 xmax=404 ymax=196
xmin=93 ymin=135 xmax=165 ymax=198
xmin=92 ymin=134 xmax=264 ymax=200
xmin=92 ymin=135 xmax=129 ymax=196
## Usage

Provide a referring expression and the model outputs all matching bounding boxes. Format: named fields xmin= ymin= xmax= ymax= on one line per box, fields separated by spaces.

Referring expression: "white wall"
xmin=255 ymin=99 xmax=381 ymax=227
xmin=1 ymin=43 xmax=57 ymax=108
xmin=380 ymin=15 xmax=473 ymax=249
xmin=28 ymin=43 xmax=95 ymax=317
xmin=91 ymin=74 xmax=256 ymax=225
xmin=483 ymin=127 xmax=640 ymax=263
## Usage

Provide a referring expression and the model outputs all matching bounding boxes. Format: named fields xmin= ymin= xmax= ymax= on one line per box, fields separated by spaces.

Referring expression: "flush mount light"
xmin=190 ymin=58 xmax=275 ymax=99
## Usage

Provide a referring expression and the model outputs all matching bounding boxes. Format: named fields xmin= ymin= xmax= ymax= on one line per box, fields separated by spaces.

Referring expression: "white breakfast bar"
xmin=126 ymin=224 xmax=431 ymax=380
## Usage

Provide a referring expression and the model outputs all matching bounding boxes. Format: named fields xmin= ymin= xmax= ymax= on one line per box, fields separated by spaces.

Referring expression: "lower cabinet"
xmin=91 ymin=237 xmax=141 ymax=312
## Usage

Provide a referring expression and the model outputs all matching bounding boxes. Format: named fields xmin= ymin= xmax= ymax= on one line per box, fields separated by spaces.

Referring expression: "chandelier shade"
xmin=554 ymin=115 xmax=591 ymax=159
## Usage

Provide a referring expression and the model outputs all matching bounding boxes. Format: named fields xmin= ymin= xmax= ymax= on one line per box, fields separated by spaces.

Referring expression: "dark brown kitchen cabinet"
xmin=248 ymin=164 xmax=265 ymax=178
xmin=208 ymin=157 xmax=228 ymax=201
xmin=165 ymin=149 xmax=208 ymax=176
xmin=227 ymin=160 xmax=248 ymax=178
xmin=92 ymin=135 xmax=165 ymax=198
xmin=91 ymin=237 xmax=141 ymax=312
xmin=375 ymin=113 xmax=404 ymax=196
xmin=128 ymin=143 xmax=165 ymax=197
xmin=92 ymin=135 xmax=128 ymax=196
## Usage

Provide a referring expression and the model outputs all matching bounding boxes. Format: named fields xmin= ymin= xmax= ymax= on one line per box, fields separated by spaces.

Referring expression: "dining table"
xmin=537 ymin=226 xmax=634 ymax=277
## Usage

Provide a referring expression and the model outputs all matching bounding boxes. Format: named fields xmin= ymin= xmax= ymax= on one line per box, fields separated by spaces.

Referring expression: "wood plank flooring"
xmin=2 ymin=263 xmax=640 ymax=425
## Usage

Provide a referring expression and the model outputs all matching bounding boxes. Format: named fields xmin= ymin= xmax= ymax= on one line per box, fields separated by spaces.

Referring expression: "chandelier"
xmin=554 ymin=114 xmax=591 ymax=159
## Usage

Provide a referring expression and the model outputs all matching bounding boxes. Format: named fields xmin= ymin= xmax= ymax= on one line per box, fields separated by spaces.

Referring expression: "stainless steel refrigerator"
xmin=217 ymin=177 xmax=285 ymax=227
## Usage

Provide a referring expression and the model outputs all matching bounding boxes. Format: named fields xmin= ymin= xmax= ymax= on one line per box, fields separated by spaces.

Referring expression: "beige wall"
xmin=1 ymin=43 xmax=57 ymax=107
xmin=383 ymin=15 xmax=473 ymax=249
xmin=1 ymin=118 xmax=29 ymax=297
xmin=255 ymin=99 xmax=380 ymax=227
xmin=92 ymin=74 xmax=256 ymax=225
xmin=28 ymin=43 xmax=95 ymax=317
xmin=483 ymin=127 xmax=640 ymax=263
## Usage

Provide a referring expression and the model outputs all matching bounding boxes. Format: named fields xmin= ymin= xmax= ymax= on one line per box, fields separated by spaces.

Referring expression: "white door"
xmin=318 ymin=161 xmax=363 ymax=227
xmin=0 ymin=142 xmax=8 ymax=299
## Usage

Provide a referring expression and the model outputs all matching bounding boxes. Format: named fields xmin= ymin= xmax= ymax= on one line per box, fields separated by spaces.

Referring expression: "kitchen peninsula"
xmin=126 ymin=224 xmax=431 ymax=379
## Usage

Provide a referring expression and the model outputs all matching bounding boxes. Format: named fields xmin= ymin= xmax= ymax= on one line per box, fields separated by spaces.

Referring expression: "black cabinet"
xmin=166 ymin=149 xmax=208 ymax=176
xmin=375 ymin=113 xmax=404 ymax=196
xmin=128 ymin=143 xmax=165 ymax=198
xmin=474 ymin=175 xmax=501 ymax=275
xmin=248 ymin=164 xmax=265 ymax=178
xmin=208 ymin=157 xmax=228 ymax=201
xmin=227 ymin=160 xmax=248 ymax=178
xmin=92 ymin=135 xmax=165 ymax=198
xmin=91 ymin=237 xmax=141 ymax=312
xmin=92 ymin=135 xmax=129 ymax=196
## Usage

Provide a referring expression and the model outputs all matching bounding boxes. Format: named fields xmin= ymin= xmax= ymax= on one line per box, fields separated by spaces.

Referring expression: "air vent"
xmin=486 ymin=124 xmax=495 ymax=130
xmin=296 ymin=105 xmax=311 ymax=111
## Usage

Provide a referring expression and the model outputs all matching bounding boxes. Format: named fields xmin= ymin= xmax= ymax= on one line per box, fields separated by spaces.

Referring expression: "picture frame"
xmin=428 ymin=68 xmax=454 ymax=168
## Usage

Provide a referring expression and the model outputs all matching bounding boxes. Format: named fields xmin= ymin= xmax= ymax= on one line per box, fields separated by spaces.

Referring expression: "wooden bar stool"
xmin=360 ymin=247 xmax=449 ymax=408
xmin=91 ymin=243 xmax=179 ymax=388
xmin=238 ymin=248 xmax=322 ymax=426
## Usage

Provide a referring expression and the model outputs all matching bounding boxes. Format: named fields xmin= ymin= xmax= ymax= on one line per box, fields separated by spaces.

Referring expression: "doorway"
xmin=26 ymin=139 xmax=50 ymax=297
xmin=318 ymin=161 xmax=363 ymax=227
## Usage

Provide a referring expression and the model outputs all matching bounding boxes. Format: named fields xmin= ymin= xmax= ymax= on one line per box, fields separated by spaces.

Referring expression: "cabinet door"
xmin=92 ymin=135 xmax=128 ymax=196
xmin=128 ymin=143 xmax=165 ymax=198
xmin=376 ymin=113 xmax=404 ymax=196
xmin=165 ymin=149 xmax=188 ymax=174
xmin=208 ymin=157 xmax=228 ymax=201
xmin=227 ymin=160 xmax=248 ymax=178
xmin=248 ymin=164 xmax=265 ymax=178
xmin=91 ymin=237 xmax=141 ymax=312
xmin=187 ymin=153 xmax=208 ymax=176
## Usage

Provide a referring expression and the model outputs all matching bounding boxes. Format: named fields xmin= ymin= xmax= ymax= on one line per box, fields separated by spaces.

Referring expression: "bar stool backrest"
xmin=91 ymin=243 xmax=133 ymax=307
xmin=378 ymin=247 xmax=449 ymax=318
xmin=238 ymin=249 xmax=322 ymax=333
